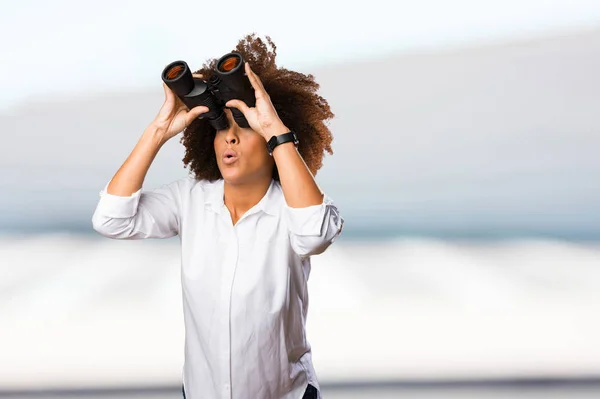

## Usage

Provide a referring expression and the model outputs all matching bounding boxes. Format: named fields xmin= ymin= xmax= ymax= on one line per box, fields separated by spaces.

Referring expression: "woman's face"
xmin=214 ymin=108 xmax=274 ymax=185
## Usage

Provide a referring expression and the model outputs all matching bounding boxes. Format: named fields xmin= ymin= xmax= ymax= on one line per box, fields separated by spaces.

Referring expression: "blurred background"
xmin=1 ymin=0 xmax=600 ymax=398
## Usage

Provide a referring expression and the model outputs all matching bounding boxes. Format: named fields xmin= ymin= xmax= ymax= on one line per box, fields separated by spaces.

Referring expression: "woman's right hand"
xmin=151 ymin=73 xmax=209 ymax=142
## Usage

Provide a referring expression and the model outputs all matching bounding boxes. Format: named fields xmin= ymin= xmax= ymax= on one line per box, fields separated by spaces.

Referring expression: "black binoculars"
xmin=161 ymin=52 xmax=255 ymax=131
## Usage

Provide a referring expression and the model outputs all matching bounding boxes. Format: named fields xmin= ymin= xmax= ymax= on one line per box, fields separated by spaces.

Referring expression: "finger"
xmin=185 ymin=105 xmax=209 ymax=125
xmin=189 ymin=105 xmax=209 ymax=118
xmin=163 ymin=82 xmax=176 ymax=102
xmin=246 ymin=63 xmax=264 ymax=90
xmin=245 ymin=62 xmax=265 ymax=92
xmin=192 ymin=73 xmax=204 ymax=79
xmin=226 ymin=99 xmax=250 ymax=115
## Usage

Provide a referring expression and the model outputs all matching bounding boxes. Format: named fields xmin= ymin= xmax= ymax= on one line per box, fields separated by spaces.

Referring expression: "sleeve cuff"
xmin=96 ymin=182 xmax=142 ymax=218
xmin=284 ymin=194 xmax=334 ymax=237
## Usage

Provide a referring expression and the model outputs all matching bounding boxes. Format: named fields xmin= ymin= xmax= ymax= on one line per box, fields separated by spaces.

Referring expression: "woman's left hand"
xmin=226 ymin=62 xmax=289 ymax=141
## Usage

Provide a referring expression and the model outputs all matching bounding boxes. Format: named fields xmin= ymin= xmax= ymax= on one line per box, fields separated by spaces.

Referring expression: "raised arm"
xmin=226 ymin=63 xmax=344 ymax=257
xmin=92 ymin=76 xmax=208 ymax=239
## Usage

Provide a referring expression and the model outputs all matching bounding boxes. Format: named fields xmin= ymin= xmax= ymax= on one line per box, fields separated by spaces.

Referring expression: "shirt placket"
xmin=219 ymin=208 xmax=239 ymax=399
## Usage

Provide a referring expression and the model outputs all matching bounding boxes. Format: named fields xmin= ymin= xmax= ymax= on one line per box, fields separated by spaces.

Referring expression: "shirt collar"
xmin=204 ymin=178 xmax=281 ymax=217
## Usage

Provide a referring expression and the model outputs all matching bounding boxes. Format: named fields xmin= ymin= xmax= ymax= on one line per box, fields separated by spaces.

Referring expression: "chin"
xmin=220 ymin=167 xmax=253 ymax=185
xmin=220 ymin=166 xmax=270 ymax=186
xmin=220 ymin=168 xmax=242 ymax=183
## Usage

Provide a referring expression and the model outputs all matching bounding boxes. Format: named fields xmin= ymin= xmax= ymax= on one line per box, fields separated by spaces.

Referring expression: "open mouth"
xmin=223 ymin=149 xmax=238 ymax=165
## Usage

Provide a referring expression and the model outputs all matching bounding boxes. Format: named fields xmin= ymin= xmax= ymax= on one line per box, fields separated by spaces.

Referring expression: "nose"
xmin=223 ymin=109 xmax=239 ymax=145
xmin=225 ymin=129 xmax=238 ymax=145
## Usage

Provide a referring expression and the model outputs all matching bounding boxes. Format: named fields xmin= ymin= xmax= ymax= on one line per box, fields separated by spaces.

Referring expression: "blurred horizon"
xmin=2 ymin=25 xmax=600 ymax=238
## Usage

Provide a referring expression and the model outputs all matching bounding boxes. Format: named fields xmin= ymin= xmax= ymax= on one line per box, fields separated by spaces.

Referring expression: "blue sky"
xmin=2 ymin=0 xmax=600 ymax=111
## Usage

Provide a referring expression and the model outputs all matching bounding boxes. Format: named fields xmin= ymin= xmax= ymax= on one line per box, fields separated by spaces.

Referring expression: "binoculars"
xmin=161 ymin=52 xmax=255 ymax=131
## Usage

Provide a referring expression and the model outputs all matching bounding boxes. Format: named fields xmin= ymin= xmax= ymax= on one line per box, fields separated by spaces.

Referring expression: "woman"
xmin=92 ymin=34 xmax=343 ymax=399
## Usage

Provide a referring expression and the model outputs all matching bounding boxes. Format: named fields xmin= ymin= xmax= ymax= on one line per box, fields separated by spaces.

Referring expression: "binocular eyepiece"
xmin=161 ymin=52 xmax=255 ymax=131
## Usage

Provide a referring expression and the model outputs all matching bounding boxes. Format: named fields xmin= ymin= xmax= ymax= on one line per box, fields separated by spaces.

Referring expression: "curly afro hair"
xmin=179 ymin=33 xmax=335 ymax=182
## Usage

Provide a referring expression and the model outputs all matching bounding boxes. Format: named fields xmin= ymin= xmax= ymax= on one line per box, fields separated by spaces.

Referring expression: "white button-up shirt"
xmin=92 ymin=176 xmax=344 ymax=399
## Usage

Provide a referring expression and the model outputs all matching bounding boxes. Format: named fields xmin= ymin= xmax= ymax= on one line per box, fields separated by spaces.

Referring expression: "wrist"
xmin=263 ymin=122 xmax=290 ymax=140
xmin=145 ymin=123 xmax=169 ymax=146
xmin=266 ymin=131 xmax=299 ymax=156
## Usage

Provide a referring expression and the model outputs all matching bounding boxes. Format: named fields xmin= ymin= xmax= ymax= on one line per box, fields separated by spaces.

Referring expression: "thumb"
xmin=226 ymin=99 xmax=250 ymax=115
xmin=185 ymin=105 xmax=209 ymax=125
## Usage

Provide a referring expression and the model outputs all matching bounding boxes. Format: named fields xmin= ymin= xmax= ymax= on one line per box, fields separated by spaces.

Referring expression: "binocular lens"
xmin=161 ymin=51 xmax=253 ymax=131
xmin=218 ymin=55 xmax=240 ymax=73
xmin=166 ymin=65 xmax=185 ymax=80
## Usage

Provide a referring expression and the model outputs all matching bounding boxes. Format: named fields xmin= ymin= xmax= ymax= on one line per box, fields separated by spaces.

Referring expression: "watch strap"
xmin=266 ymin=131 xmax=299 ymax=156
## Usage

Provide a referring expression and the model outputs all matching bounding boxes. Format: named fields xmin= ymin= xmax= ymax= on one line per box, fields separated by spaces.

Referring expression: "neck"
xmin=223 ymin=176 xmax=272 ymax=224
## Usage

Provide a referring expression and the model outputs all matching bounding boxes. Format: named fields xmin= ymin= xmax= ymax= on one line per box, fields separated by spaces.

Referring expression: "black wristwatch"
xmin=266 ymin=131 xmax=299 ymax=156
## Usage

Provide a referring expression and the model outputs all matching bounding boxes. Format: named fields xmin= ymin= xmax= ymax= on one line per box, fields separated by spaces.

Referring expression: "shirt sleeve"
xmin=284 ymin=193 xmax=344 ymax=258
xmin=91 ymin=179 xmax=183 ymax=239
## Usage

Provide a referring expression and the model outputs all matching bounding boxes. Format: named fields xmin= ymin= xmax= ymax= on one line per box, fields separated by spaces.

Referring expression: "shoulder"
xmin=263 ymin=179 xmax=286 ymax=216
xmin=154 ymin=175 xmax=218 ymax=193
xmin=173 ymin=176 xmax=223 ymax=204
xmin=173 ymin=175 xmax=220 ymax=190
xmin=174 ymin=175 xmax=218 ymax=190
